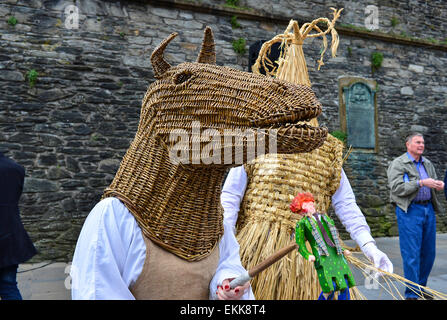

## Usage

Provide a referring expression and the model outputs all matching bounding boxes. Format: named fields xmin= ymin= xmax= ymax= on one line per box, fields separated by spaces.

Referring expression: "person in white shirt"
xmin=71 ymin=197 xmax=254 ymax=300
xmin=71 ymin=26 xmax=325 ymax=301
xmin=70 ymin=21 xmax=391 ymax=300
xmin=219 ymin=17 xmax=393 ymax=298
xmin=214 ymin=165 xmax=393 ymax=299
xmin=221 ymin=166 xmax=390 ymax=255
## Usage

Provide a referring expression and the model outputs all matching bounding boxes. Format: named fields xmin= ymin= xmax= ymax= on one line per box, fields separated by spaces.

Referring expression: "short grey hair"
xmin=405 ymin=132 xmax=423 ymax=143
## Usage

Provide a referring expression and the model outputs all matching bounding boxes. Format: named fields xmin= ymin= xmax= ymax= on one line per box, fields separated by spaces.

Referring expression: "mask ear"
xmin=196 ymin=26 xmax=216 ymax=65
xmin=151 ymin=32 xmax=178 ymax=79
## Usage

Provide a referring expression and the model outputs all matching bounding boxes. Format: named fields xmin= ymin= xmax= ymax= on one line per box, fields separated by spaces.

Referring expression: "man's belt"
xmin=413 ymin=199 xmax=431 ymax=205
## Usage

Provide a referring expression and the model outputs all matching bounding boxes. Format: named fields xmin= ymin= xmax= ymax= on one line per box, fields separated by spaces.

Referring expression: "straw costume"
xmin=71 ymin=26 xmax=329 ymax=300
xmin=220 ymin=9 xmax=391 ymax=300
xmin=224 ymin=11 xmax=447 ymax=300
xmin=223 ymin=11 xmax=447 ymax=301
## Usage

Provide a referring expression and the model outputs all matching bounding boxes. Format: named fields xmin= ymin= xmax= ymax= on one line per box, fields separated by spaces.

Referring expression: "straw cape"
xmin=235 ymin=9 xmax=364 ymax=299
xmin=102 ymin=27 xmax=328 ymax=262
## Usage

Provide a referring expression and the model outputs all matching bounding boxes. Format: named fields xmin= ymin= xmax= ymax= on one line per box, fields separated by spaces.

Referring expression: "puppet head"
xmin=290 ymin=192 xmax=315 ymax=215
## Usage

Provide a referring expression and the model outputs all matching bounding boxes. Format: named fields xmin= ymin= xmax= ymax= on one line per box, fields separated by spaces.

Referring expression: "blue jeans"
xmin=395 ymin=202 xmax=436 ymax=299
xmin=0 ymin=264 xmax=22 ymax=300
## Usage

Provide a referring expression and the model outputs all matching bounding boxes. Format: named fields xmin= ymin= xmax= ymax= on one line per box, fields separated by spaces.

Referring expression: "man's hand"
xmin=421 ymin=178 xmax=444 ymax=191
xmin=361 ymin=242 xmax=393 ymax=276
xmin=435 ymin=180 xmax=445 ymax=191
xmin=436 ymin=180 xmax=445 ymax=191
xmin=216 ymin=278 xmax=250 ymax=300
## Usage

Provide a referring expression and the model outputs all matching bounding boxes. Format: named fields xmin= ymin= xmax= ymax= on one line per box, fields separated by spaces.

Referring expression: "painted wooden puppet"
xmin=291 ymin=192 xmax=356 ymax=300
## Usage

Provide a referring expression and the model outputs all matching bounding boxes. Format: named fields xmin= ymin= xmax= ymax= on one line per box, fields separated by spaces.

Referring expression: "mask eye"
xmin=173 ymin=71 xmax=193 ymax=85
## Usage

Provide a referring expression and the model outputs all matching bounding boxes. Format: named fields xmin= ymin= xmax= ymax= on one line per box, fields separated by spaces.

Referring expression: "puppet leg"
xmin=318 ymin=280 xmax=337 ymax=300
xmin=337 ymin=277 xmax=351 ymax=300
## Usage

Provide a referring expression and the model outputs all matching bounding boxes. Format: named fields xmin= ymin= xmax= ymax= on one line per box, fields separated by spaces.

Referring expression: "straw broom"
xmin=347 ymin=253 xmax=447 ymax=300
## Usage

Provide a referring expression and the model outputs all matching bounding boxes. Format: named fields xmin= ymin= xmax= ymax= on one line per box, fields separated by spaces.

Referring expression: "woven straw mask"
xmin=103 ymin=27 xmax=328 ymax=261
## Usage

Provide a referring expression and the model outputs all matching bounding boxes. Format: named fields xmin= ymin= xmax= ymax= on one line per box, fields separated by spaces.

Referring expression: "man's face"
xmin=406 ymin=135 xmax=425 ymax=158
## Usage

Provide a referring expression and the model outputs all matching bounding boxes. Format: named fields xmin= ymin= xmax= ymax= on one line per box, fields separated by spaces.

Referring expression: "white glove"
xmin=361 ymin=242 xmax=394 ymax=276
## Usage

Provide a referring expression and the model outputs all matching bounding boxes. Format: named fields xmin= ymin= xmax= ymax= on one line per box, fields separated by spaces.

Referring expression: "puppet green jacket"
xmin=295 ymin=215 xmax=355 ymax=293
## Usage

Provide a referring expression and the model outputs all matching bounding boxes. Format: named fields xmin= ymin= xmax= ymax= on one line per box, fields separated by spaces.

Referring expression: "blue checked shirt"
xmin=405 ymin=152 xmax=431 ymax=201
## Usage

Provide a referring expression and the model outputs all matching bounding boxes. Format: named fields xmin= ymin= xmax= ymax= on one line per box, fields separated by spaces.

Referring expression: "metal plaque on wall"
xmin=339 ymin=77 xmax=378 ymax=152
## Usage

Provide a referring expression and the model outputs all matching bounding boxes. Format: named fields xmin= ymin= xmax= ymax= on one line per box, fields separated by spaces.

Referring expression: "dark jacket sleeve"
xmin=0 ymin=155 xmax=37 ymax=267
xmin=444 ymin=170 xmax=447 ymax=201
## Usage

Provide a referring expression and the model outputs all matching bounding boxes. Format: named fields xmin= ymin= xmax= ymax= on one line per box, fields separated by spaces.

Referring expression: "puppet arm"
xmin=295 ymin=219 xmax=312 ymax=261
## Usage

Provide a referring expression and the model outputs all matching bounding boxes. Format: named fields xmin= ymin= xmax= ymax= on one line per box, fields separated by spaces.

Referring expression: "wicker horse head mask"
xmin=103 ymin=27 xmax=328 ymax=261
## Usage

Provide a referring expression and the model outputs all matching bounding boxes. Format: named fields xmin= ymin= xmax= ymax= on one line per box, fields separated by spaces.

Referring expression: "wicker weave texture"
xmin=145 ymin=62 xmax=328 ymax=161
xmin=103 ymin=27 xmax=328 ymax=261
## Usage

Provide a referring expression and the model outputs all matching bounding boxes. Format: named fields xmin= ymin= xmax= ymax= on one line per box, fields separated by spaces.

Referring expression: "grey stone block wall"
xmin=1 ymin=0 xmax=446 ymax=261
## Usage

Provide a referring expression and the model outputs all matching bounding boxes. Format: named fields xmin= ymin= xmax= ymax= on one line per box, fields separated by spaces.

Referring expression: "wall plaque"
xmin=339 ymin=77 xmax=378 ymax=152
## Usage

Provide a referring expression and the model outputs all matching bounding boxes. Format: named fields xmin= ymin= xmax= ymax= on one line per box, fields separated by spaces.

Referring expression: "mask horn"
xmin=151 ymin=32 xmax=178 ymax=79
xmin=197 ymin=26 xmax=216 ymax=64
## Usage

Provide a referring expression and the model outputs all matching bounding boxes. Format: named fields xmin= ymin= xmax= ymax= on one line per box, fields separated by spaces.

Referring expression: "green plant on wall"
xmin=7 ymin=16 xmax=18 ymax=26
xmin=225 ymin=0 xmax=240 ymax=8
xmin=378 ymin=216 xmax=392 ymax=235
xmin=330 ymin=130 xmax=347 ymax=144
xmin=390 ymin=16 xmax=399 ymax=27
xmin=347 ymin=46 xmax=352 ymax=57
xmin=232 ymin=38 xmax=246 ymax=55
xmin=339 ymin=23 xmax=371 ymax=33
xmin=26 ymin=69 xmax=38 ymax=88
xmin=371 ymin=51 xmax=384 ymax=75
xmin=230 ymin=15 xmax=241 ymax=29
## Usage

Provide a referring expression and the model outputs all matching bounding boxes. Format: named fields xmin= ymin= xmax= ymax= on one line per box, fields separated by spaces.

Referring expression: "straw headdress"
xmin=102 ymin=27 xmax=328 ymax=261
xmin=234 ymin=9 xmax=365 ymax=299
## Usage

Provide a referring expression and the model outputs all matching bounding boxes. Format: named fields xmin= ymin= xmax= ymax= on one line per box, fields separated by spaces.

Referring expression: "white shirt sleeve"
xmin=209 ymin=221 xmax=255 ymax=300
xmin=220 ymin=166 xmax=248 ymax=229
xmin=71 ymin=197 xmax=146 ymax=300
xmin=209 ymin=166 xmax=255 ymax=300
xmin=331 ymin=169 xmax=375 ymax=248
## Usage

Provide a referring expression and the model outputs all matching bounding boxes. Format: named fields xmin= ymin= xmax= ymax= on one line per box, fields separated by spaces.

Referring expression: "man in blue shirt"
xmin=387 ymin=132 xmax=444 ymax=300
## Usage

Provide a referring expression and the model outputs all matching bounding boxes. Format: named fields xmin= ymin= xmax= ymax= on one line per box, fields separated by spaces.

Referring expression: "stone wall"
xmin=1 ymin=0 xmax=446 ymax=261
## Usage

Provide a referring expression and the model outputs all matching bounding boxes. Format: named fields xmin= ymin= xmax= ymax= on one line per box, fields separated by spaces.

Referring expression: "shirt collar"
xmin=406 ymin=152 xmax=424 ymax=163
